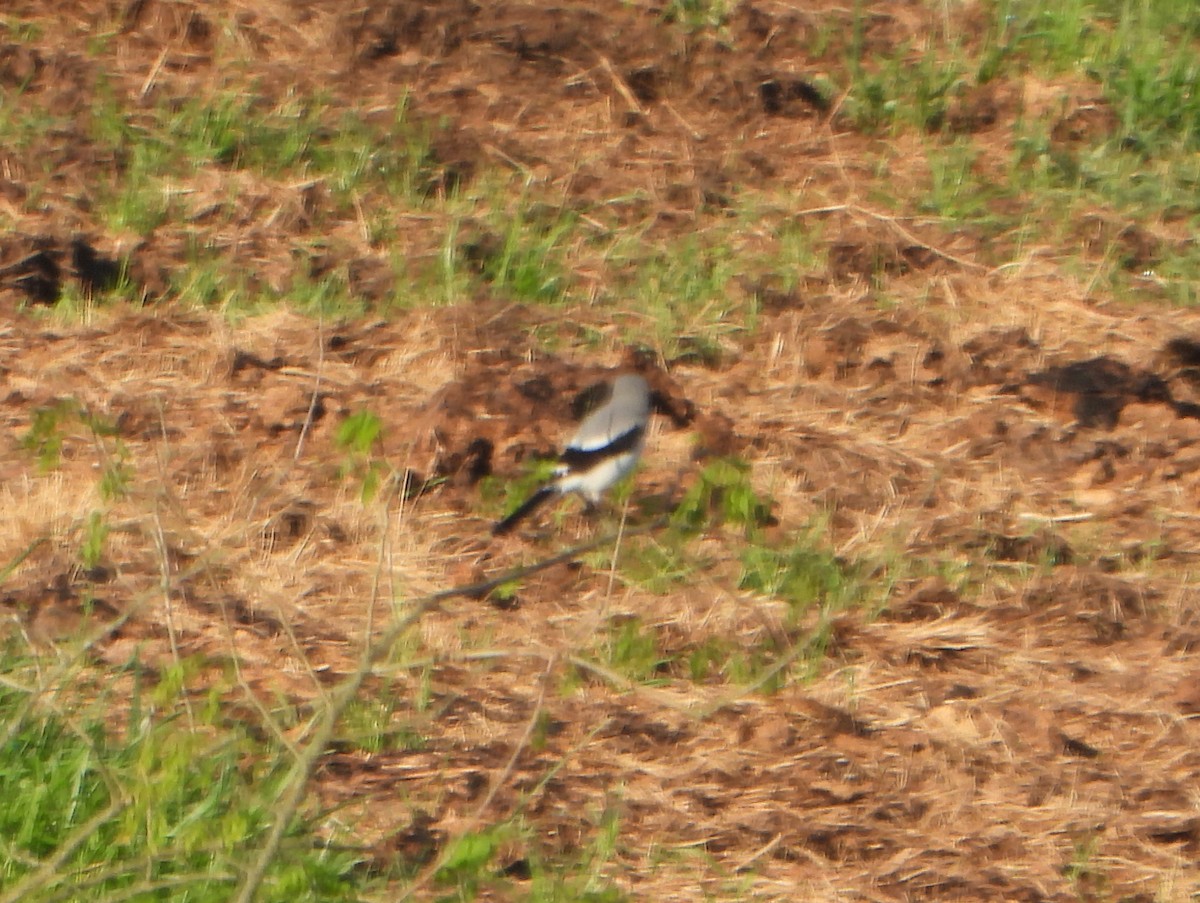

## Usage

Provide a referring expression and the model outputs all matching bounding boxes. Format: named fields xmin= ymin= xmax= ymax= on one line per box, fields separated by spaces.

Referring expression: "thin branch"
xmin=396 ymin=655 xmax=555 ymax=902
xmin=0 ymin=536 xmax=49 ymax=585
xmin=292 ymin=315 xmax=325 ymax=464
xmin=231 ymin=513 xmax=668 ymax=903
xmin=790 ymin=203 xmax=987 ymax=272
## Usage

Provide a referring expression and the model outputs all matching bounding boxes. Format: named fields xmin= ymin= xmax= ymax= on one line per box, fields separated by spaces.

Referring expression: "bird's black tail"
xmin=492 ymin=486 xmax=557 ymax=535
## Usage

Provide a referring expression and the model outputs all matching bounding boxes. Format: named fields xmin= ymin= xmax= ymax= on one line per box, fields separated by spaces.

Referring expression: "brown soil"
xmin=4 ymin=1 xmax=1200 ymax=900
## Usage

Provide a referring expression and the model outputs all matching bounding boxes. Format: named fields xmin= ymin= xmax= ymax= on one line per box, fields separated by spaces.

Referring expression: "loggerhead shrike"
xmin=493 ymin=373 xmax=653 ymax=535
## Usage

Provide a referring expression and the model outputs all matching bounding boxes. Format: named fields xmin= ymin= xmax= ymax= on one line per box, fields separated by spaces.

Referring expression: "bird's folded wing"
xmin=558 ymin=423 xmax=645 ymax=471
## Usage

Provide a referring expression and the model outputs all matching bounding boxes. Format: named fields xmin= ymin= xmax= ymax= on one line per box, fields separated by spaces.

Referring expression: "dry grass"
xmin=1 ymin=292 xmax=1200 ymax=898
xmin=5 ymin=0 xmax=1200 ymax=899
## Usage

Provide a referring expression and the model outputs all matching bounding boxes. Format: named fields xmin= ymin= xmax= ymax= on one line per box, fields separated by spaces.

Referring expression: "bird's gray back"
xmin=569 ymin=374 xmax=650 ymax=452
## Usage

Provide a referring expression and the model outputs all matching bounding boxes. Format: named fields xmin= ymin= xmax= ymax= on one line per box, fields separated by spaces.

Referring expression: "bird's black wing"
xmin=557 ymin=423 xmax=645 ymax=473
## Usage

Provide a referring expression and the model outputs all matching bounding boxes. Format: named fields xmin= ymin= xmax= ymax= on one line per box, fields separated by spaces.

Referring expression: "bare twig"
xmin=0 ymin=536 xmax=49 ymax=585
xmin=292 ymin=315 xmax=324 ymax=464
xmin=150 ymin=507 xmax=195 ymax=729
xmin=231 ymin=514 xmax=668 ymax=903
xmin=139 ymin=45 xmax=169 ymax=99
xmin=791 ymin=203 xmax=987 ymax=272
xmin=594 ymin=53 xmax=645 ymax=118
xmin=397 ymin=655 xmax=556 ymax=902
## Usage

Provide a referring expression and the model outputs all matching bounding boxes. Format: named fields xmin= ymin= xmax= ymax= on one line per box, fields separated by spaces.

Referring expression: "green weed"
xmin=336 ymin=410 xmax=383 ymax=457
xmin=920 ymin=140 xmax=1004 ymax=226
xmin=468 ymin=205 xmax=575 ymax=304
xmin=20 ymin=400 xmax=77 ymax=472
xmin=617 ymin=536 xmax=695 ymax=595
xmin=662 ymin=0 xmax=728 ymax=30
xmin=672 ymin=457 xmax=773 ymax=536
xmin=603 ymin=617 xmax=666 ymax=683
xmin=98 ymin=145 xmax=173 ymax=236
xmin=616 ymin=238 xmax=742 ymax=361
xmin=79 ymin=511 xmax=108 ymax=572
xmin=739 ymin=536 xmax=857 ymax=620
xmin=20 ymin=402 xmax=134 ymax=495
xmin=283 ymin=267 xmax=361 ymax=318
xmin=522 ymin=806 xmax=627 ymax=902
xmin=435 ymin=827 xmax=505 ymax=892
xmin=339 ymin=696 xmax=425 ymax=756
xmin=1062 ymin=833 xmax=1106 ymax=896
xmin=769 ymin=219 xmax=826 ymax=291
xmin=173 ymin=241 xmax=245 ymax=308
xmin=685 ymin=636 xmax=731 ymax=682
xmin=2 ymin=18 xmax=43 ymax=43
xmin=844 ymin=42 xmax=965 ymax=134
xmin=335 ymin=410 xmax=386 ymax=502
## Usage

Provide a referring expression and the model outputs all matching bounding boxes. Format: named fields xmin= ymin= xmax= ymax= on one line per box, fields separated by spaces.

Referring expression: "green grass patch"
xmin=661 ymin=0 xmax=729 ymax=30
xmin=739 ymin=540 xmax=856 ymax=618
xmin=20 ymin=399 xmax=78 ymax=472
xmin=65 ymin=83 xmax=436 ymax=242
xmin=672 ymin=457 xmax=774 ymax=536
xmin=845 ymin=47 xmax=966 ymax=135
xmin=172 ymin=237 xmax=248 ymax=308
xmin=339 ymin=696 xmax=425 ymax=756
xmin=920 ymin=139 xmax=1008 ymax=228
xmin=335 ymin=409 xmax=389 ymax=502
xmin=461 ymin=202 xmax=577 ymax=305
xmin=611 ymin=237 xmax=745 ymax=362
xmin=0 ymin=650 xmax=362 ymax=902
xmin=617 ymin=534 xmax=697 ymax=594
xmin=819 ymin=0 xmax=1200 ymax=259
xmin=601 ymin=617 xmax=668 ymax=683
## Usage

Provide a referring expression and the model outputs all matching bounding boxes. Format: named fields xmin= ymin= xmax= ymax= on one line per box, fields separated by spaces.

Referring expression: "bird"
xmin=493 ymin=373 xmax=653 ymax=535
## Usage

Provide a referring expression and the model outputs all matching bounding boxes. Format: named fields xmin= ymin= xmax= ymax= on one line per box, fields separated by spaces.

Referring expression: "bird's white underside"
xmin=554 ymin=444 xmax=644 ymax=503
